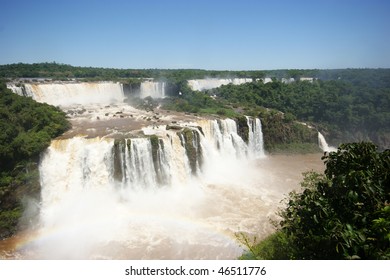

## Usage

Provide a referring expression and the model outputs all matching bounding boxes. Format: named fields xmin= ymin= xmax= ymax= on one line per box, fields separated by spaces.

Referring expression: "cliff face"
xmin=259 ymin=111 xmax=320 ymax=154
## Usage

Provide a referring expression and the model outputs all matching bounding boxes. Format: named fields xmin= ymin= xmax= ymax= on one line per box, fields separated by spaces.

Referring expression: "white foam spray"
xmin=318 ymin=132 xmax=337 ymax=152
xmin=187 ymin=78 xmax=252 ymax=91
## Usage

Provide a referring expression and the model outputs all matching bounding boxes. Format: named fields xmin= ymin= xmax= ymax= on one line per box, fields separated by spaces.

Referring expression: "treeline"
xmin=209 ymin=79 xmax=390 ymax=149
xmin=2 ymin=63 xmax=389 ymax=87
xmin=0 ymin=81 xmax=70 ymax=238
xmin=0 ymin=62 xmax=266 ymax=82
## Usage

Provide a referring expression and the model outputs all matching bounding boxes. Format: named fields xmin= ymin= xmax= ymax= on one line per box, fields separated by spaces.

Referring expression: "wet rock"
xmin=166 ymin=125 xmax=182 ymax=130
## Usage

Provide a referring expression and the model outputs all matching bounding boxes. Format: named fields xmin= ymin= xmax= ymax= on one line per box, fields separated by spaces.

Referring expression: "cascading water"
xmin=187 ymin=78 xmax=253 ymax=91
xmin=211 ymin=119 xmax=247 ymax=158
xmin=247 ymin=117 xmax=265 ymax=158
xmin=140 ymin=81 xmax=166 ymax=99
xmin=39 ymin=137 xmax=115 ymax=211
xmin=23 ymin=116 xmax=272 ymax=259
xmin=318 ymin=132 xmax=337 ymax=152
xmin=6 ymin=84 xmax=25 ymax=96
xmin=41 ymin=117 xmax=265 ymax=194
xmin=114 ymin=137 xmax=175 ymax=190
xmin=9 ymin=82 xmax=125 ymax=106
xmin=7 ymin=81 xmax=168 ymax=105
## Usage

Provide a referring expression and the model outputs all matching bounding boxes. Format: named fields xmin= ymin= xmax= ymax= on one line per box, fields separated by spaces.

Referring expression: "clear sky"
xmin=0 ymin=0 xmax=389 ymax=70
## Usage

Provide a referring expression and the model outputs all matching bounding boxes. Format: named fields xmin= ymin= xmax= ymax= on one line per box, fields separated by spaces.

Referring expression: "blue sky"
xmin=0 ymin=0 xmax=389 ymax=70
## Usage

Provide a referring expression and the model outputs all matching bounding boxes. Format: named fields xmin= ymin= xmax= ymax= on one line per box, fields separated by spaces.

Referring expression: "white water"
xmin=318 ymin=132 xmax=337 ymax=152
xmin=7 ymin=81 xmax=167 ymax=105
xmin=9 ymin=82 xmax=125 ymax=106
xmin=208 ymin=119 xmax=247 ymax=158
xmin=19 ymin=117 xmax=274 ymax=259
xmin=247 ymin=117 xmax=265 ymax=158
xmin=6 ymin=84 xmax=24 ymax=96
xmin=140 ymin=81 xmax=166 ymax=99
xmin=187 ymin=78 xmax=253 ymax=91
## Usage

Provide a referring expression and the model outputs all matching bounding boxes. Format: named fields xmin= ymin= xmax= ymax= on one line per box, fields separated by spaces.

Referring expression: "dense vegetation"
xmin=0 ymin=81 xmax=69 ymax=238
xmin=239 ymin=142 xmax=390 ymax=259
xmin=209 ymin=78 xmax=390 ymax=149
xmin=0 ymin=62 xmax=266 ymax=82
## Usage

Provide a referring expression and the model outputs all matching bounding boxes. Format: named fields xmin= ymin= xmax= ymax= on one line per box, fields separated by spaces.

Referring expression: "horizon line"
xmin=1 ymin=62 xmax=389 ymax=72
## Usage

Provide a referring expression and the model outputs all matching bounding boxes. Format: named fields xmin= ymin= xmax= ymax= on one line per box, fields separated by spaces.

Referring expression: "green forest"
xmin=0 ymin=81 xmax=69 ymax=238
xmin=207 ymin=78 xmax=390 ymax=149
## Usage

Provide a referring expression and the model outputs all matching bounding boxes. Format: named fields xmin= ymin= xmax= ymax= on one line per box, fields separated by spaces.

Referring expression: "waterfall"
xmin=40 ymin=117 xmax=266 ymax=194
xmin=111 ymin=136 xmax=192 ymax=190
xmin=210 ymin=119 xmax=248 ymax=158
xmin=187 ymin=78 xmax=253 ymax=91
xmin=6 ymin=84 xmax=25 ymax=96
xmin=7 ymin=82 xmax=124 ymax=106
xmin=39 ymin=137 xmax=115 ymax=212
xmin=139 ymin=81 xmax=166 ymax=99
xmin=318 ymin=132 xmax=337 ymax=152
xmin=247 ymin=117 xmax=265 ymax=158
xmin=7 ymin=81 xmax=168 ymax=104
xmin=34 ymin=116 xmax=267 ymax=259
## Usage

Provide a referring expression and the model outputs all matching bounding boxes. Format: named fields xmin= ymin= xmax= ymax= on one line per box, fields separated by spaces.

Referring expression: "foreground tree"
xmin=241 ymin=142 xmax=390 ymax=259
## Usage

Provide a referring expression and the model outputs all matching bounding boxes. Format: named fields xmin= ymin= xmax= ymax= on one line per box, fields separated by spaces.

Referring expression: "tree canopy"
xmin=210 ymin=79 xmax=390 ymax=149
xmin=0 ymin=81 xmax=70 ymax=170
xmin=0 ymin=81 xmax=70 ymax=238
xmin=241 ymin=142 xmax=390 ymax=259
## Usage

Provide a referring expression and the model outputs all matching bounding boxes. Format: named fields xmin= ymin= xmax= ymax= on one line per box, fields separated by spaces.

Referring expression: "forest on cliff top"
xmin=0 ymin=82 xmax=69 ymax=238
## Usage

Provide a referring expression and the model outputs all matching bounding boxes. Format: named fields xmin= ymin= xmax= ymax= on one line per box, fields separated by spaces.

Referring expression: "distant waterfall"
xmin=139 ymin=81 xmax=166 ymax=99
xmin=187 ymin=78 xmax=253 ymax=91
xmin=8 ymin=82 xmax=124 ymax=106
xmin=318 ymin=132 xmax=337 ymax=152
xmin=6 ymin=84 xmax=25 ymax=96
